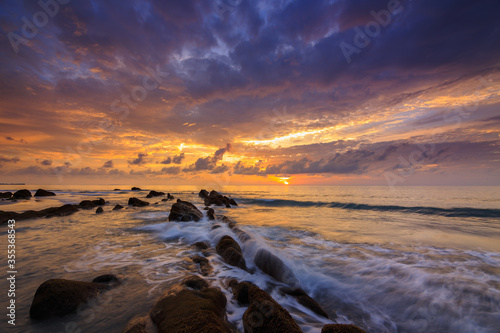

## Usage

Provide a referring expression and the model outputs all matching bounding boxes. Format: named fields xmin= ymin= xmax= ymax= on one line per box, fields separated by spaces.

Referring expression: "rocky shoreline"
xmin=4 ymin=188 xmax=366 ymax=332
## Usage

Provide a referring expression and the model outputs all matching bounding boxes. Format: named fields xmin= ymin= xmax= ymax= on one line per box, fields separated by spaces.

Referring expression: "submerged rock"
xmin=149 ymin=278 xmax=232 ymax=333
xmin=128 ymin=197 xmax=150 ymax=207
xmin=79 ymin=198 xmax=105 ymax=209
xmin=182 ymin=275 xmax=210 ymax=290
xmin=193 ymin=241 xmax=209 ymax=250
xmin=255 ymin=249 xmax=298 ymax=286
xmin=216 ymin=235 xmax=247 ymax=270
xmin=131 ymin=187 xmax=141 ymax=191
xmin=122 ymin=316 xmax=149 ymax=333
xmin=146 ymin=190 xmax=165 ymax=198
xmin=34 ymin=189 xmax=56 ymax=196
xmin=322 ymin=324 xmax=366 ymax=333
xmin=168 ymin=199 xmax=203 ymax=222
xmin=92 ymin=274 xmax=120 ymax=286
xmin=167 ymin=193 xmax=174 ymax=200
xmin=0 ymin=191 xmax=12 ymax=199
xmin=229 ymin=280 xmax=302 ymax=333
xmin=192 ymin=256 xmax=212 ymax=276
xmin=13 ymin=189 xmax=32 ymax=199
xmin=1 ymin=204 xmax=80 ymax=223
xmin=207 ymin=208 xmax=216 ymax=220
xmin=280 ymin=287 xmax=329 ymax=318
xmin=113 ymin=204 xmax=124 ymax=210
xmin=29 ymin=276 xmax=118 ymax=320
xmin=96 ymin=207 xmax=104 ymax=214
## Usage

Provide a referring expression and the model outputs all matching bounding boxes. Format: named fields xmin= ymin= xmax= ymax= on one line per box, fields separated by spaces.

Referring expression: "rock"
xmin=131 ymin=187 xmax=141 ymax=191
xmin=96 ymin=207 xmax=104 ymax=214
xmin=79 ymin=198 xmax=105 ymax=209
xmin=182 ymin=275 xmax=209 ymax=290
xmin=128 ymin=197 xmax=150 ymax=207
xmin=229 ymin=198 xmax=238 ymax=206
xmin=1 ymin=204 xmax=80 ymax=223
xmin=123 ymin=316 xmax=149 ymax=333
xmin=192 ymin=256 xmax=212 ymax=276
xmin=29 ymin=278 xmax=112 ymax=320
xmin=34 ymin=189 xmax=56 ymax=196
xmin=207 ymin=208 xmax=216 ymax=220
xmin=150 ymin=281 xmax=231 ymax=333
xmin=92 ymin=274 xmax=120 ymax=286
xmin=193 ymin=241 xmax=209 ymax=250
xmin=230 ymin=280 xmax=302 ymax=333
xmin=113 ymin=189 xmax=121 ymax=191
xmin=0 ymin=191 xmax=12 ymax=199
xmin=255 ymin=249 xmax=298 ymax=286
xmin=146 ymin=190 xmax=165 ymax=198
xmin=216 ymin=235 xmax=247 ymax=270
xmin=199 ymin=189 xmax=209 ymax=198
xmin=322 ymin=324 xmax=366 ymax=333
xmin=211 ymin=225 xmax=221 ymax=230
xmin=168 ymin=199 xmax=203 ymax=222
xmin=113 ymin=204 xmax=124 ymax=210
xmin=167 ymin=193 xmax=174 ymax=200
xmin=13 ymin=189 xmax=32 ymax=199
xmin=221 ymin=216 xmax=236 ymax=228
xmin=280 ymin=287 xmax=329 ymax=318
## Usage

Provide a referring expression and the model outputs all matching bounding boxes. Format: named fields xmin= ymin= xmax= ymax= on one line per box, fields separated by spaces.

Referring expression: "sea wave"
xmin=240 ymin=198 xmax=500 ymax=218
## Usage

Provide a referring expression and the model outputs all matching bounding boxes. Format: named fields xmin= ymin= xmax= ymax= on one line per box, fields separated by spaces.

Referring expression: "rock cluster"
xmin=199 ymin=189 xmax=238 ymax=207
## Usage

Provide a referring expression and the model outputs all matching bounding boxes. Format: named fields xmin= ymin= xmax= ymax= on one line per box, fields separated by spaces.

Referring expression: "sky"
xmin=0 ymin=0 xmax=499 ymax=186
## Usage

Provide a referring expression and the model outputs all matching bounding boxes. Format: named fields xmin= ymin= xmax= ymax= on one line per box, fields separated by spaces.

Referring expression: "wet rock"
xmin=0 ymin=191 xmax=12 ymax=199
xmin=199 ymin=189 xmax=236 ymax=207
xmin=34 ymin=189 xmax=56 ymax=196
xmin=168 ymin=199 xmax=203 ymax=222
xmin=255 ymin=249 xmax=298 ymax=286
xmin=1 ymin=204 xmax=80 ymax=223
xmin=280 ymin=287 xmax=329 ymax=318
xmin=131 ymin=187 xmax=141 ymax=191
xmin=146 ymin=190 xmax=165 ymax=198
xmin=79 ymin=198 xmax=105 ymax=209
xmin=43 ymin=204 xmax=80 ymax=218
xmin=207 ymin=208 xmax=216 ymax=220
xmin=211 ymin=225 xmax=221 ymax=230
xmin=113 ymin=189 xmax=121 ymax=191
xmin=150 ymin=280 xmax=231 ymax=333
xmin=221 ymin=215 xmax=236 ymax=228
xmin=13 ymin=189 xmax=32 ymax=199
xmin=192 ymin=256 xmax=212 ymax=276
xmin=229 ymin=198 xmax=238 ymax=206
xmin=113 ymin=204 xmax=124 ymax=210
xmin=96 ymin=207 xmax=104 ymax=214
xmin=128 ymin=197 xmax=150 ymax=207
xmin=29 ymin=278 xmax=112 ymax=320
xmin=182 ymin=275 xmax=209 ymax=290
xmin=122 ymin=316 xmax=149 ymax=333
xmin=216 ymin=235 xmax=247 ymax=270
xmin=229 ymin=280 xmax=302 ymax=333
xmin=322 ymin=324 xmax=366 ymax=333
xmin=199 ymin=189 xmax=209 ymax=198
xmin=167 ymin=193 xmax=174 ymax=200
xmin=92 ymin=274 xmax=120 ymax=285
xmin=193 ymin=241 xmax=209 ymax=250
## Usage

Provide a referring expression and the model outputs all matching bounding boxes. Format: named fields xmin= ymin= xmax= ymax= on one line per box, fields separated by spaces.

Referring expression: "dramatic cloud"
xmin=0 ymin=0 xmax=499 ymax=185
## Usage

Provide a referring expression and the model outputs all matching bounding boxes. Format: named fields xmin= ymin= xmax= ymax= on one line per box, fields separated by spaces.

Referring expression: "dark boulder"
xmin=280 ymin=287 xmax=329 ymax=318
xmin=150 ymin=282 xmax=231 ymax=333
xmin=322 ymin=324 xmax=366 ymax=333
xmin=92 ymin=274 xmax=120 ymax=286
xmin=128 ymin=197 xmax=150 ymax=207
xmin=182 ymin=275 xmax=210 ymax=290
xmin=113 ymin=204 xmax=124 ymax=210
xmin=168 ymin=199 xmax=203 ymax=222
xmin=167 ymin=193 xmax=174 ymax=200
xmin=193 ymin=241 xmax=209 ymax=250
xmin=0 ymin=191 xmax=12 ymax=199
xmin=229 ymin=280 xmax=302 ymax=333
xmin=45 ymin=204 xmax=79 ymax=217
xmin=29 ymin=278 xmax=113 ymax=320
xmin=216 ymin=235 xmax=247 ymax=270
xmin=131 ymin=187 xmax=141 ymax=191
xmin=199 ymin=189 xmax=209 ymax=198
xmin=79 ymin=198 xmax=105 ymax=209
xmin=146 ymin=190 xmax=165 ymax=198
xmin=229 ymin=198 xmax=238 ymax=206
xmin=192 ymin=256 xmax=212 ymax=276
xmin=207 ymin=208 xmax=216 ymax=220
xmin=34 ymin=189 xmax=56 ymax=196
xmin=221 ymin=215 xmax=236 ymax=228
xmin=255 ymin=249 xmax=298 ymax=286
xmin=123 ymin=316 xmax=149 ymax=333
xmin=96 ymin=207 xmax=104 ymax=214
xmin=13 ymin=189 xmax=31 ymax=199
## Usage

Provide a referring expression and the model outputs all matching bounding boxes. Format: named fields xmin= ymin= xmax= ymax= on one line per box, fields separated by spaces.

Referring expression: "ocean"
xmin=1 ymin=185 xmax=499 ymax=332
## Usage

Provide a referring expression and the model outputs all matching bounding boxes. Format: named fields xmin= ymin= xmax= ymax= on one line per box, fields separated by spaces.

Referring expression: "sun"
xmin=269 ymin=176 xmax=291 ymax=185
